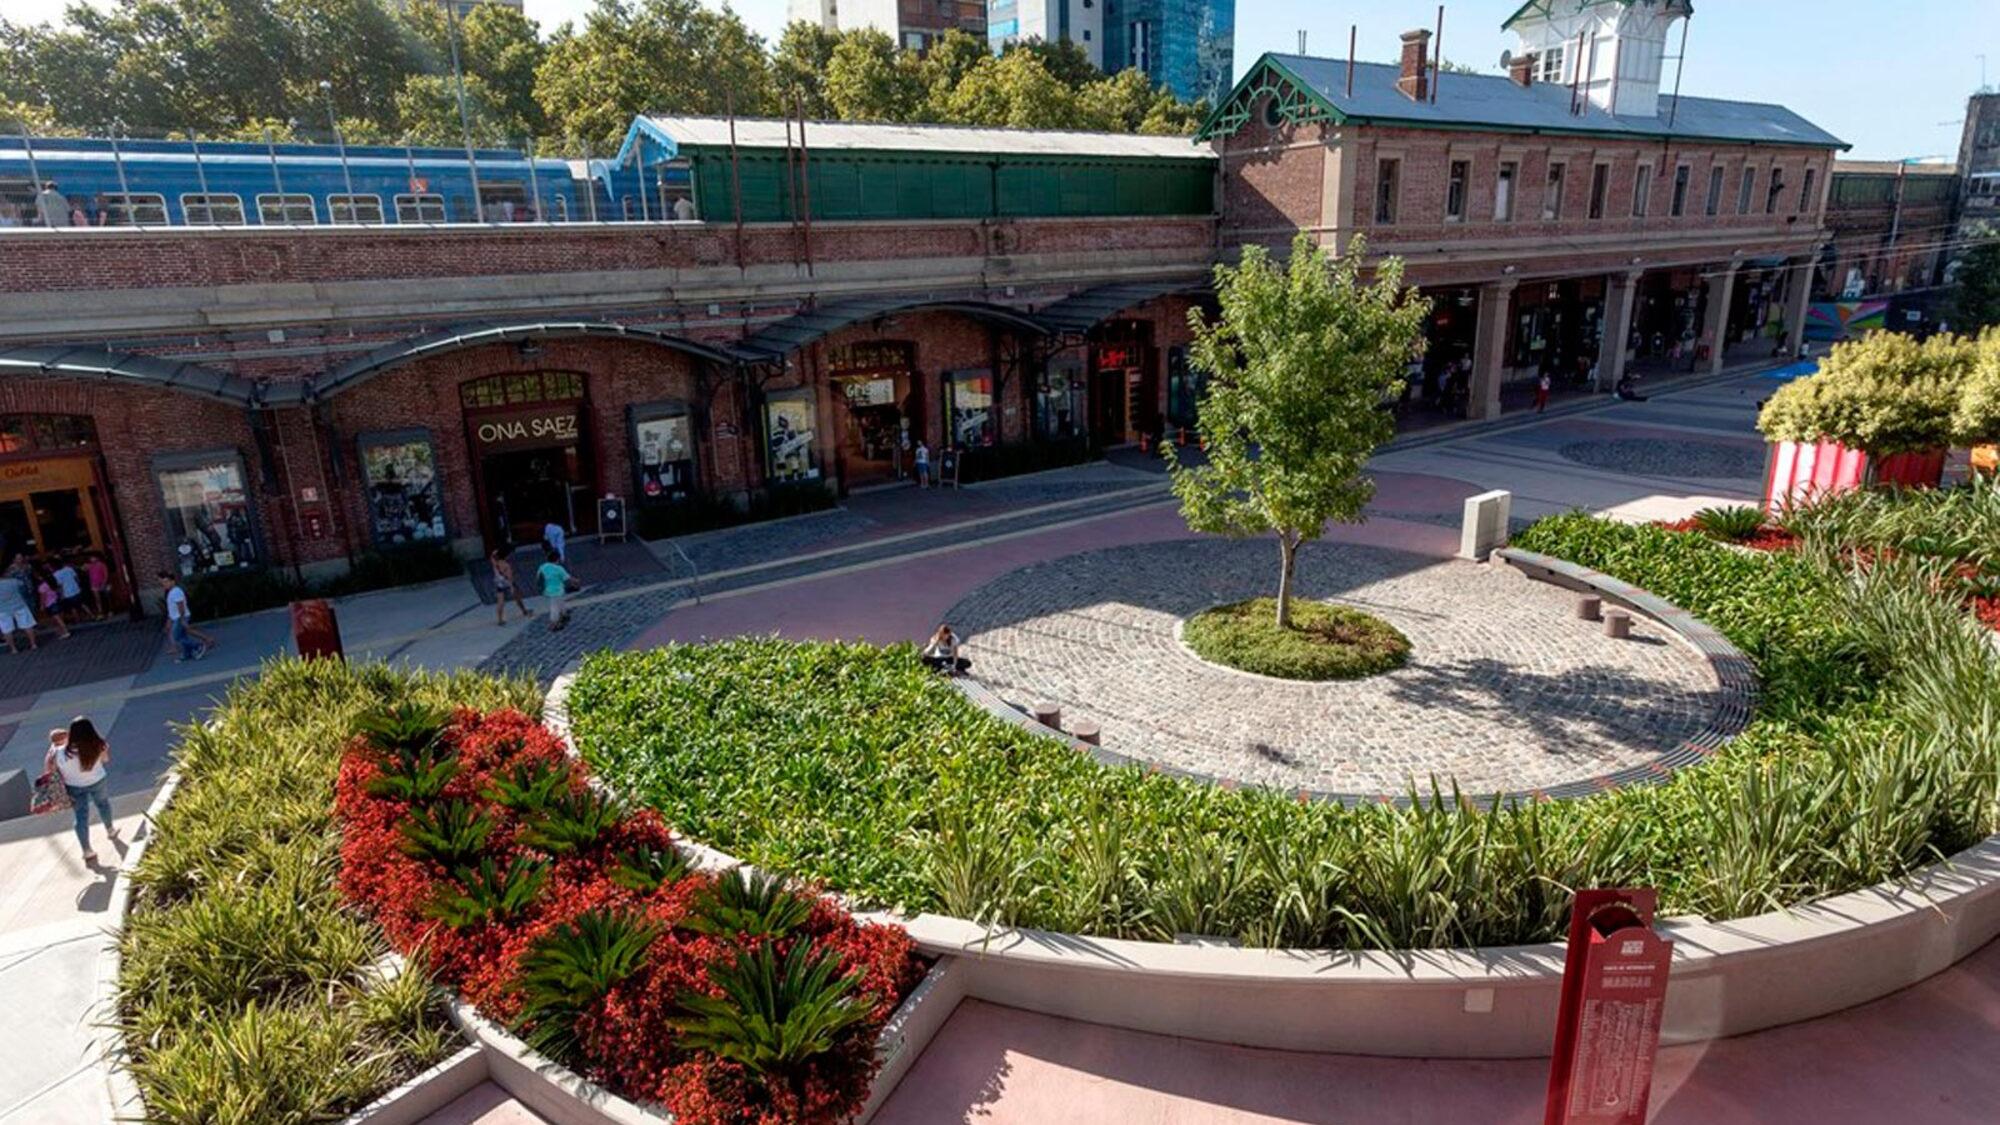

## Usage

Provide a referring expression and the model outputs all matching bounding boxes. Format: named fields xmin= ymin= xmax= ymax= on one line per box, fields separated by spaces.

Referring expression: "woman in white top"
xmin=921 ymin=624 xmax=970 ymax=675
xmin=48 ymin=716 xmax=116 ymax=863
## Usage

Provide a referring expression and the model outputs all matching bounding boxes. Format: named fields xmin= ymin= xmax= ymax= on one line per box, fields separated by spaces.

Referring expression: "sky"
xmin=2 ymin=0 xmax=1996 ymax=160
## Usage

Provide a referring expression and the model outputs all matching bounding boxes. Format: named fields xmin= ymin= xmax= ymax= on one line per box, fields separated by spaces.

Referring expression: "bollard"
xmin=1576 ymin=595 xmax=1602 ymax=621
xmin=1603 ymin=608 xmax=1632 ymax=640
xmin=1070 ymin=720 xmax=1101 ymax=746
xmin=1031 ymin=702 xmax=1062 ymax=730
xmin=291 ymin=598 xmax=345 ymax=661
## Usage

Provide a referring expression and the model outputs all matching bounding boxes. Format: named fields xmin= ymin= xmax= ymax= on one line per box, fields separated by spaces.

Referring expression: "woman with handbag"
xmin=44 ymin=717 xmax=116 ymax=863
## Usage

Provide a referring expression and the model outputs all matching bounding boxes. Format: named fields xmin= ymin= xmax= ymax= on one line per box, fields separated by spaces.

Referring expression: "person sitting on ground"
xmin=921 ymin=624 xmax=971 ymax=675
xmin=536 ymin=545 xmax=575 ymax=632
xmin=490 ymin=546 xmax=529 ymax=626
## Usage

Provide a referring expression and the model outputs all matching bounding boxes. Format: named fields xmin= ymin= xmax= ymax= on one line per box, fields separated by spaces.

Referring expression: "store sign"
xmin=1096 ymin=345 xmax=1140 ymax=369
xmin=470 ymin=406 xmax=582 ymax=453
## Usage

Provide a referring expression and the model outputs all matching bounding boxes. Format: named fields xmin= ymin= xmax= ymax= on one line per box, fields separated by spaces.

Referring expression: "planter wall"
xmin=1762 ymin=438 xmax=1947 ymax=513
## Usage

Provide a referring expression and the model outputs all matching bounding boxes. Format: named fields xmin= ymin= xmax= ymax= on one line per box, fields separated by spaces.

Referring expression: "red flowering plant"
xmin=334 ymin=702 xmax=921 ymax=1124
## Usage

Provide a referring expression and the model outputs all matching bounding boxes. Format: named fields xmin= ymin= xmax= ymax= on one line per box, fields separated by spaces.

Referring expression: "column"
xmin=1468 ymin=279 xmax=1518 ymax=420
xmin=1782 ymin=258 xmax=1814 ymax=358
xmin=1596 ymin=270 xmax=1642 ymax=393
xmin=1700 ymin=264 xmax=1738 ymax=374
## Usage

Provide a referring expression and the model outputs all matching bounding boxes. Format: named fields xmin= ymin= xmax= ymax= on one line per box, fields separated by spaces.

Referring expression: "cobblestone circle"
xmin=949 ymin=539 xmax=1730 ymax=797
xmin=1557 ymin=438 xmax=1766 ymax=480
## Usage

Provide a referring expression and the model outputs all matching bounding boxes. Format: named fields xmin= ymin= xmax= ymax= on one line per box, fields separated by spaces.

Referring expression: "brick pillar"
xmin=1596 ymin=270 xmax=1642 ymax=392
xmin=1783 ymin=258 xmax=1815 ymax=357
xmin=1700 ymin=265 xmax=1738 ymax=374
xmin=1469 ymin=279 xmax=1518 ymax=420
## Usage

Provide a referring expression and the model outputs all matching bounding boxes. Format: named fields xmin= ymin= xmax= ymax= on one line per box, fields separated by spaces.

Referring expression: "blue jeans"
xmin=66 ymin=779 xmax=111 ymax=853
xmin=170 ymin=618 xmax=200 ymax=659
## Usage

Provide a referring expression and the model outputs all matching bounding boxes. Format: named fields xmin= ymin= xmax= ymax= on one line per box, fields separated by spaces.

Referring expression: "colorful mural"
xmin=1805 ymin=300 xmax=1889 ymax=341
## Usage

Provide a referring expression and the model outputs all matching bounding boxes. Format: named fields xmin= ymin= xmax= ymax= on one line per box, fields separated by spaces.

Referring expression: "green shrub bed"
xmin=1180 ymin=597 xmax=1410 ymax=680
xmin=570 ymin=514 xmax=2000 ymax=951
xmin=115 ymin=659 xmax=538 ymax=1125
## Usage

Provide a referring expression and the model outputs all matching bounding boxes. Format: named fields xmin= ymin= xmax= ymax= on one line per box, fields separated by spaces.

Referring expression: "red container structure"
xmin=1544 ymin=889 xmax=1673 ymax=1125
xmin=1762 ymin=439 xmax=1947 ymax=514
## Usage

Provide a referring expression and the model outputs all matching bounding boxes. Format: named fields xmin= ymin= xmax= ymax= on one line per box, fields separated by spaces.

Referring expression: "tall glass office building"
xmin=1102 ymin=0 xmax=1235 ymax=105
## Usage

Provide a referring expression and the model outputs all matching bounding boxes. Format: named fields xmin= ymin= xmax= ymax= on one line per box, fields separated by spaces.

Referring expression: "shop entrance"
xmin=826 ymin=342 xmax=914 ymax=487
xmin=1090 ymin=323 xmax=1157 ymax=446
xmin=0 ymin=414 xmax=137 ymax=615
xmin=461 ymin=373 xmax=596 ymax=548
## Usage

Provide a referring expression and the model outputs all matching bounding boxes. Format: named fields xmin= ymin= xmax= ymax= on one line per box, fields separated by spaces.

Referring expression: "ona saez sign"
xmin=471 ymin=407 xmax=582 ymax=453
xmin=1544 ymin=888 xmax=1673 ymax=1125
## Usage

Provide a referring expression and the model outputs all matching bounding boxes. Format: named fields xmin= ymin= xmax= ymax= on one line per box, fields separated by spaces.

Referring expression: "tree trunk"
xmin=1275 ymin=534 xmax=1297 ymax=630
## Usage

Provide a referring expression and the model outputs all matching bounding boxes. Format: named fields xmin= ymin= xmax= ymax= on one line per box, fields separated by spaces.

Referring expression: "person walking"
xmin=921 ymin=623 xmax=970 ymax=675
xmin=1534 ymin=370 xmax=1552 ymax=414
xmin=489 ymin=546 xmax=529 ymax=626
xmin=159 ymin=571 xmax=207 ymax=662
xmin=35 ymin=181 xmax=69 ymax=229
xmin=914 ymin=440 xmax=931 ymax=488
xmin=47 ymin=718 xmax=116 ymax=864
xmin=30 ymin=566 xmax=70 ymax=639
xmin=536 ymin=545 xmax=574 ymax=631
xmin=51 ymin=557 xmax=84 ymax=624
xmin=542 ymin=520 xmax=566 ymax=564
xmin=0 ymin=565 xmax=41 ymax=653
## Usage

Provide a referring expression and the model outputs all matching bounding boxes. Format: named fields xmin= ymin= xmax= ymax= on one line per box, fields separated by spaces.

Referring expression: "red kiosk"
xmin=1544 ymin=888 xmax=1674 ymax=1125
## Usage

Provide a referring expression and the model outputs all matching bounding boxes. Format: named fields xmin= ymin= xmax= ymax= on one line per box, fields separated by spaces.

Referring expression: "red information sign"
xmin=1544 ymin=888 xmax=1673 ymax=1125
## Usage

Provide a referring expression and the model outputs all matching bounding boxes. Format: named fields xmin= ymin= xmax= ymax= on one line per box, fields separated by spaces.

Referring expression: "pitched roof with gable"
xmin=1201 ymin=53 xmax=1845 ymax=151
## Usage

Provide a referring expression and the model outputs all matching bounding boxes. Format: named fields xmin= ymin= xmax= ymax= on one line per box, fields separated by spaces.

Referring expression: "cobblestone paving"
xmin=949 ymin=539 xmax=1727 ymax=796
xmin=478 ymin=575 xmax=689 ymax=684
xmin=1557 ymin=438 xmax=1766 ymax=480
xmin=672 ymin=509 xmax=880 ymax=575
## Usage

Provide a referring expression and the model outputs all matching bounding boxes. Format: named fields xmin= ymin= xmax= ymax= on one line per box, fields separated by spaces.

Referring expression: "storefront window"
xmin=358 ymin=431 xmax=446 ymax=546
xmin=763 ymin=393 xmax=820 ymax=483
xmin=459 ymin=371 xmax=585 ymax=410
xmin=155 ymin=453 xmax=258 ymax=575
xmin=1038 ymin=356 xmax=1086 ymax=442
xmin=0 ymin=414 xmax=98 ymax=456
xmin=943 ymin=370 xmax=995 ymax=449
xmin=631 ymin=404 xmax=697 ymax=504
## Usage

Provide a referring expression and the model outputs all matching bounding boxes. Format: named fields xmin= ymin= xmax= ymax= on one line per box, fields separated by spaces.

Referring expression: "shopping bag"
xmin=29 ymin=768 xmax=70 ymax=815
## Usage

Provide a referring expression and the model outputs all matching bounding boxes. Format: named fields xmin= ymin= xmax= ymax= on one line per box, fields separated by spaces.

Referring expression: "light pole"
xmin=319 ymin=80 xmax=357 ymax=215
xmin=446 ymin=3 xmax=485 ymax=221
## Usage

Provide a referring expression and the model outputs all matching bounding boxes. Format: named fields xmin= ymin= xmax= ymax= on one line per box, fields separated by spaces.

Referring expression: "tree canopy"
xmin=1 ymin=3 xmax=1204 ymax=153
xmin=1948 ymin=223 xmax=2000 ymax=333
xmin=1164 ymin=233 xmax=1430 ymax=628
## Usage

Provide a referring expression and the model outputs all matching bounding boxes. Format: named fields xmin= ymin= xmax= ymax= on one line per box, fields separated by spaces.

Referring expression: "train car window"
xmin=101 ymin=193 xmax=169 ymax=226
xmin=395 ymin=193 xmax=447 ymax=223
xmin=476 ymin=182 xmax=532 ymax=221
xmin=181 ymin=194 xmax=246 ymax=226
xmin=257 ymin=194 xmax=318 ymax=225
xmin=553 ymin=194 xmax=569 ymax=222
xmin=328 ymin=194 xmax=384 ymax=224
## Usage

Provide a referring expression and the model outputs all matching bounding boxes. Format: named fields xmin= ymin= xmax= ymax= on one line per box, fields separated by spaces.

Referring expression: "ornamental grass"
xmin=570 ymin=514 xmax=2000 ymax=951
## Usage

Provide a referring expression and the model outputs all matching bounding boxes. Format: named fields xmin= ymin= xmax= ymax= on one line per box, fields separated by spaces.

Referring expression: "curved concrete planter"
xmin=108 ymin=705 xmax=953 ymax=1125
xmin=550 ymin=586 xmax=2000 ymax=1060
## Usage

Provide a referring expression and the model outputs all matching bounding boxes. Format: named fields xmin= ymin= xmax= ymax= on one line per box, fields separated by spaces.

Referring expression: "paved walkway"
xmin=949 ymin=539 xmax=1727 ymax=797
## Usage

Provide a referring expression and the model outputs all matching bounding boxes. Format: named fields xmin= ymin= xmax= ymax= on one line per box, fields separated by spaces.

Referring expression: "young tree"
xmin=1164 ymin=233 xmax=1429 ymax=628
xmin=773 ymin=21 xmax=841 ymax=118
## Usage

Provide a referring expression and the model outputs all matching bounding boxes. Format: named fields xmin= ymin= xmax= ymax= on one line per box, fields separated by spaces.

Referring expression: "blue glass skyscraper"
xmin=1102 ymin=0 xmax=1235 ymax=105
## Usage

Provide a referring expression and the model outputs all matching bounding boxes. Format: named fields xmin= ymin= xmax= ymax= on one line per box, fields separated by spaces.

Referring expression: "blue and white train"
xmin=0 ymin=133 xmax=692 ymax=227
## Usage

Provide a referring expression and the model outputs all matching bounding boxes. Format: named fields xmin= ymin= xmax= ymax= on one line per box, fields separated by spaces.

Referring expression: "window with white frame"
xmin=1587 ymin=162 xmax=1609 ymax=220
xmin=1375 ymin=158 xmax=1400 ymax=224
xmin=1494 ymin=160 xmax=1517 ymax=221
xmin=1705 ymin=165 xmax=1724 ymax=216
xmin=1670 ymin=164 xmax=1691 ymax=216
xmin=100 ymin=193 xmax=167 ymax=226
xmin=1798 ymin=167 xmax=1817 ymax=215
xmin=1633 ymin=164 xmax=1652 ymax=217
xmin=328 ymin=194 xmax=383 ymax=224
xmin=1445 ymin=159 xmax=1469 ymax=222
xmin=1537 ymin=44 xmax=1566 ymax=83
xmin=1738 ymin=166 xmax=1757 ymax=214
xmin=1542 ymin=161 xmax=1566 ymax=220
xmin=1766 ymin=165 xmax=1786 ymax=214
xmin=180 ymin=193 xmax=244 ymax=226
xmin=394 ymin=193 xmax=447 ymax=223
xmin=257 ymin=193 xmax=317 ymax=224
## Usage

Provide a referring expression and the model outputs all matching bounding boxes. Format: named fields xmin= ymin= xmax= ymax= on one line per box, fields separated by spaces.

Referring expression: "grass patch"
xmin=1181 ymin=597 xmax=1409 ymax=680
xmin=116 ymin=659 xmax=539 ymax=1125
xmin=571 ymin=516 xmax=2000 ymax=950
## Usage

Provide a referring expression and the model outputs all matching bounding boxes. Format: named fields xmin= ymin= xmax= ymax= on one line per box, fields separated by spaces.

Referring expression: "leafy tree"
xmin=1948 ymin=224 xmax=2000 ymax=332
xmin=279 ymin=0 xmax=413 ymax=136
xmin=824 ymin=28 xmax=924 ymax=122
xmin=1008 ymin=37 xmax=1102 ymax=89
xmin=1951 ymin=329 xmax=2000 ymax=447
xmin=535 ymin=0 xmax=773 ymax=152
xmin=1139 ymin=93 xmax=1204 ymax=136
xmin=917 ymin=29 xmax=991 ymax=116
xmin=394 ymin=73 xmax=509 ymax=147
xmin=1164 ymin=233 xmax=1430 ymax=628
xmin=944 ymin=51 xmax=1083 ymax=129
xmin=1075 ymin=68 xmax=1155 ymax=132
xmin=773 ymin=20 xmax=840 ymax=118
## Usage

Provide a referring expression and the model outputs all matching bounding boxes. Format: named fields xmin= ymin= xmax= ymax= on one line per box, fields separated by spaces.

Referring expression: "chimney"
xmin=1397 ymin=29 xmax=1432 ymax=102
xmin=1509 ymin=51 xmax=1537 ymax=87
